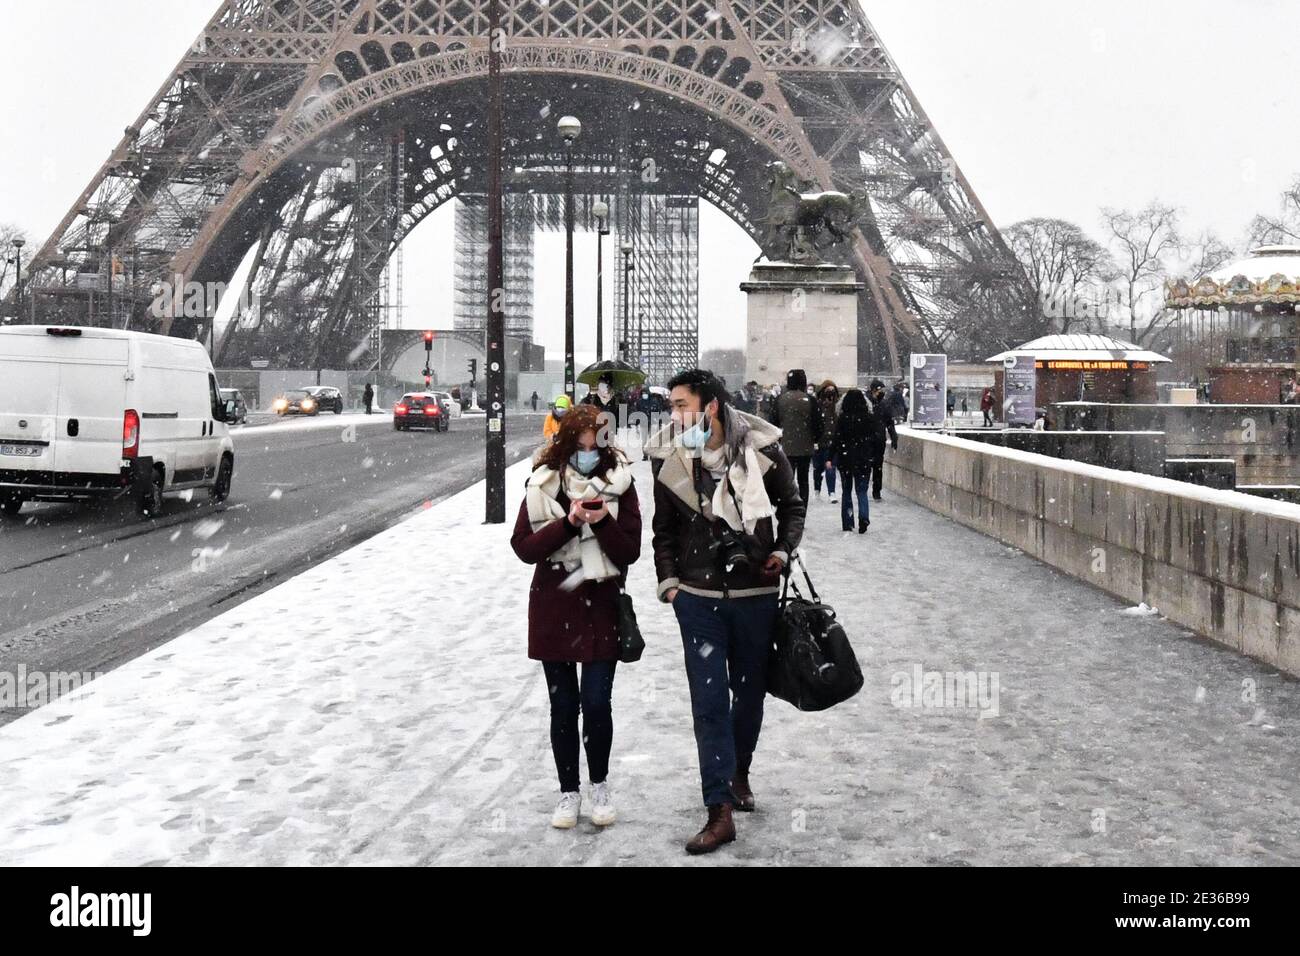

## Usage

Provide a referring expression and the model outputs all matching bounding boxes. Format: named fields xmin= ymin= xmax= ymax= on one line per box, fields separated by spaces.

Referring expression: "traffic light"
xmin=424 ymin=374 xmax=432 ymax=387
xmin=423 ymin=330 xmax=434 ymax=345
xmin=467 ymin=358 xmax=478 ymax=382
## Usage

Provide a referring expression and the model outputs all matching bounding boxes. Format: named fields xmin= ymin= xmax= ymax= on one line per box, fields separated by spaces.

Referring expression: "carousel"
xmin=1165 ymin=245 xmax=1300 ymax=403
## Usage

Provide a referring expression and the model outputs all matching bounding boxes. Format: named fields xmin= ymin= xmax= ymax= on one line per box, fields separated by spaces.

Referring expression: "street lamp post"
xmin=637 ymin=311 xmax=644 ymax=374
xmin=619 ymin=239 xmax=632 ymax=363
xmin=484 ymin=0 xmax=506 ymax=523
xmin=558 ymin=115 xmax=581 ymax=400
xmin=12 ymin=239 xmax=25 ymax=324
xmin=593 ymin=199 xmax=609 ymax=363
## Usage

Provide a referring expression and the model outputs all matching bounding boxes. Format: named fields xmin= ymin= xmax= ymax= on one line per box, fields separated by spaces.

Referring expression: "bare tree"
xmin=1183 ymin=230 xmax=1236 ymax=280
xmin=0 ymin=223 xmax=31 ymax=300
xmin=1099 ymin=203 xmax=1184 ymax=345
xmin=1004 ymin=217 xmax=1115 ymax=335
xmin=1247 ymin=175 xmax=1300 ymax=247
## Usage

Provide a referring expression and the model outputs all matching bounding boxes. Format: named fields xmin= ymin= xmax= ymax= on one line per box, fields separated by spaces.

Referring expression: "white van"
xmin=0 ymin=326 xmax=235 ymax=518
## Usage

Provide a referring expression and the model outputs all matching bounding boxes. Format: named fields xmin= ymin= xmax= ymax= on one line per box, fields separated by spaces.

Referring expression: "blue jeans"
xmin=542 ymin=660 xmax=617 ymax=792
xmin=672 ymin=590 xmax=779 ymax=807
xmin=813 ymin=447 xmax=837 ymax=494
xmin=841 ymin=472 xmax=871 ymax=529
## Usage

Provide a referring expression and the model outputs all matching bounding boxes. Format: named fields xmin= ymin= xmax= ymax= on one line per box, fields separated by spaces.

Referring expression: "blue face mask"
xmin=679 ymin=415 xmax=712 ymax=450
xmin=570 ymin=449 xmax=601 ymax=474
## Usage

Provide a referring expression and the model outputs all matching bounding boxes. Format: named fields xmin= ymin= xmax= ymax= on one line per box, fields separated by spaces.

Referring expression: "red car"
xmin=393 ymin=392 xmax=450 ymax=432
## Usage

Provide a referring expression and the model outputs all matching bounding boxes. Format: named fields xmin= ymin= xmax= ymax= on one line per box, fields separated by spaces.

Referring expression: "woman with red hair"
xmin=511 ymin=404 xmax=642 ymax=829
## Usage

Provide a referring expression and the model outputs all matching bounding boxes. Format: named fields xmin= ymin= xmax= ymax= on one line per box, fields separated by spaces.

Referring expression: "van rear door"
xmin=46 ymin=333 xmax=130 ymax=475
xmin=0 ymin=331 xmax=62 ymax=471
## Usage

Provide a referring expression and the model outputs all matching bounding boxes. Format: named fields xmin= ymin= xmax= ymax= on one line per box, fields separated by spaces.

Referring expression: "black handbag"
xmin=618 ymin=591 xmax=644 ymax=663
xmin=767 ymin=553 xmax=863 ymax=711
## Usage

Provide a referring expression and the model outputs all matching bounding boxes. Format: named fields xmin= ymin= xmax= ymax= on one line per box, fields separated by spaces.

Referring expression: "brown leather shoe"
xmin=684 ymin=804 xmax=736 ymax=855
xmin=731 ymin=771 xmax=756 ymax=812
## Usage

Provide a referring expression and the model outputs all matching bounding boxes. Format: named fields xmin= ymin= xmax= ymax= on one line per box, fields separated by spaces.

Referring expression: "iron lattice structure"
xmin=14 ymin=0 xmax=1026 ymax=372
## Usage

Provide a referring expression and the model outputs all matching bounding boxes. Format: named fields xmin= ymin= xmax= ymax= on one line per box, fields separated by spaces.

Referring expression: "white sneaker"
xmin=551 ymin=791 xmax=581 ymax=829
xmin=590 ymin=781 xmax=616 ymax=826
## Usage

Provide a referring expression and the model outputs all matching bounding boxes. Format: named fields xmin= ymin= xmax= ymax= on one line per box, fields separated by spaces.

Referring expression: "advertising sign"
xmin=1002 ymin=354 xmax=1037 ymax=427
xmin=909 ymin=354 xmax=947 ymax=426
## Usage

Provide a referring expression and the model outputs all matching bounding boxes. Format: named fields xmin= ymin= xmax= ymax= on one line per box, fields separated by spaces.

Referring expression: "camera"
xmin=712 ymin=522 xmax=751 ymax=575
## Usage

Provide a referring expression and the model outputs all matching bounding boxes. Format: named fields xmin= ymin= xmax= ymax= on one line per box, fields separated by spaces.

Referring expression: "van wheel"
xmin=334 ymin=405 xmax=342 ymax=415
xmin=210 ymin=455 xmax=233 ymax=503
xmin=138 ymin=468 xmax=164 ymax=518
xmin=1 ymin=495 xmax=23 ymax=517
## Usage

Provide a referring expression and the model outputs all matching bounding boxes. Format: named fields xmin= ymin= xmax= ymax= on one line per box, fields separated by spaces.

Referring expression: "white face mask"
xmin=597 ymin=384 xmax=611 ymax=400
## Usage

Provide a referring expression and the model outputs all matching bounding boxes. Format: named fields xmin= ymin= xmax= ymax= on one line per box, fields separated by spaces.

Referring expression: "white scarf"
xmin=699 ymin=443 xmax=776 ymax=537
xmin=525 ymin=459 xmax=633 ymax=583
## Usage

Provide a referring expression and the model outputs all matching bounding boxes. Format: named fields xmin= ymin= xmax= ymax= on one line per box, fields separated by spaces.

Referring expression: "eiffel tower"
xmin=15 ymin=0 xmax=1024 ymax=374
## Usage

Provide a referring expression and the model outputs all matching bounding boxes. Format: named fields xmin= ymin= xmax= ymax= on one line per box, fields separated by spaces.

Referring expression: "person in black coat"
xmin=866 ymin=379 xmax=898 ymax=501
xmin=828 ymin=388 xmax=875 ymax=533
xmin=888 ymin=381 xmax=908 ymax=423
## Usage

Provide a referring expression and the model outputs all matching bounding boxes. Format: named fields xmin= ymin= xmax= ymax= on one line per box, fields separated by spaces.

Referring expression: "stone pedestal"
xmin=740 ymin=262 xmax=862 ymax=389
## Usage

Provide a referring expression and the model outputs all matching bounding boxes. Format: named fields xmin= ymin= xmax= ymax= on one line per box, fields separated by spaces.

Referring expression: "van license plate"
xmin=0 ymin=444 xmax=43 ymax=457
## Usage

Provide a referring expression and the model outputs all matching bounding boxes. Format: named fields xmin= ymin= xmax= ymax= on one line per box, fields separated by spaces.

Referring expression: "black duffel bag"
xmin=767 ymin=553 xmax=863 ymax=711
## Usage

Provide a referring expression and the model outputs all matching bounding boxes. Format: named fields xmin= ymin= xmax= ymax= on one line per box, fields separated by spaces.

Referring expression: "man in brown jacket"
xmin=645 ymin=369 xmax=806 ymax=855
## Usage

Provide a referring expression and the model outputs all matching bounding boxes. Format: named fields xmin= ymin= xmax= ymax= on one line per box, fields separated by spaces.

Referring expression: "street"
xmin=0 ymin=411 xmax=546 ymax=723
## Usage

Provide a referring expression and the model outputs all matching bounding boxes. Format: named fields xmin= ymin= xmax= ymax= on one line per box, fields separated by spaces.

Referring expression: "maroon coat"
xmin=510 ymin=482 xmax=642 ymax=663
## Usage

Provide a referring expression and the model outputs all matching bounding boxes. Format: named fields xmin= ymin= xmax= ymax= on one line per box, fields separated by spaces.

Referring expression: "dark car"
xmin=218 ymin=388 xmax=248 ymax=425
xmin=393 ymin=392 xmax=450 ymax=432
xmin=302 ymin=385 xmax=344 ymax=414
xmin=272 ymin=388 xmax=320 ymax=416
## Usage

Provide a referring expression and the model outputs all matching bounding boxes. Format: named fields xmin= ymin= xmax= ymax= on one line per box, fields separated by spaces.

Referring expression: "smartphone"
xmin=581 ymin=500 xmax=604 ymax=510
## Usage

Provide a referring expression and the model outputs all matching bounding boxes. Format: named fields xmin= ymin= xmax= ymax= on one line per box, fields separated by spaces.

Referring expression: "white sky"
xmin=2 ymin=0 xmax=1297 ymax=357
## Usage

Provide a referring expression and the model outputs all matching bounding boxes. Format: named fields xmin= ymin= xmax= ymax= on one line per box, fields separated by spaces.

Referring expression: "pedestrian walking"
xmin=866 ymin=379 xmax=898 ymax=501
xmin=363 ymin=382 xmax=374 ymax=415
xmin=543 ymin=394 xmax=570 ymax=442
xmin=758 ymin=385 xmax=779 ymax=424
xmin=889 ymin=380 xmax=908 ymax=423
xmin=828 ymin=388 xmax=875 ymax=533
xmin=980 ymin=386 xmax=995 ymax=427
xmin=645 ymin=369 xmax=806 ymax=855
xmin=812 ymin=380 xmax=840 ymax=503
xmin=511 ymin=403 xmax=641 ymax=830
xmin=771 ymin=368 xmax=822 ymax=503
xmin=530 ymin=390 xmax=540 ymax=412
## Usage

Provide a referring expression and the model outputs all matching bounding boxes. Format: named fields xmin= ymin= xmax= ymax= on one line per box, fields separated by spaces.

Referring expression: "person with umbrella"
xmin=578 ymin=359 xmax=647 ymax=437
xmin=582 ymin=371 xmax=616 ymax=415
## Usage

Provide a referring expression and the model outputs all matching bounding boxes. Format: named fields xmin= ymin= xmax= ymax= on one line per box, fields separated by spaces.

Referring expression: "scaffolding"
xmin=451 ymin=190 xmax=699 ymax=383
xmin=453 ymin=193 xmax=535 ymax=341
xmin=617 ymin=194 xmax=700 ymax=385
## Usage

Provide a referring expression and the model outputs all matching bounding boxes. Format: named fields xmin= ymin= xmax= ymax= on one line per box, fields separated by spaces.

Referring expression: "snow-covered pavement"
xmin=2 ymin=449 xmax=1298 ymax=866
